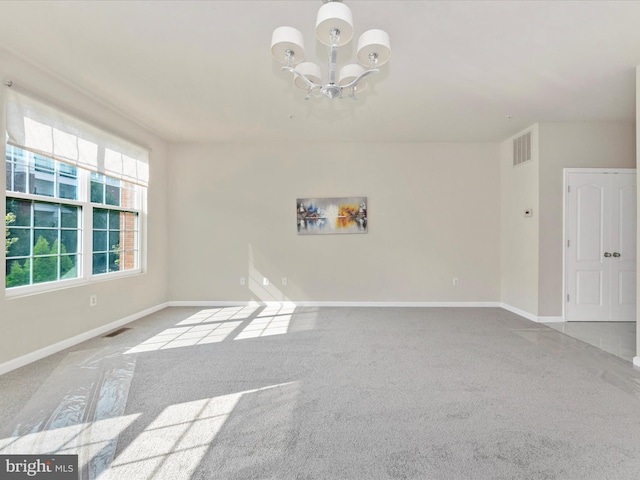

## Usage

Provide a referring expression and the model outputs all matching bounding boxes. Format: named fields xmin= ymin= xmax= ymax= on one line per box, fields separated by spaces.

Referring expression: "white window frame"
xmin=5 ymin=148 xmax=146 ymax=298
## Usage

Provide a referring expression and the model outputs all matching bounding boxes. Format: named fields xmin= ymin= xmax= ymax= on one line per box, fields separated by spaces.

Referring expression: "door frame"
xmin=563 ymin=168 xmax=637 ymax=322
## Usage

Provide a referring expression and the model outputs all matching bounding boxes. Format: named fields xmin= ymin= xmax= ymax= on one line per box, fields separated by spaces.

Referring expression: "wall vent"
xmin=513 ymin=131 xmax=532 ymax=166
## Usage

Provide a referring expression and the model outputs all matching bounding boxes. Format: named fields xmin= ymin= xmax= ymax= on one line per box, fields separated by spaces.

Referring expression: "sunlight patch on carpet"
xmin=98 ymin=382 xmax=296 ymax=480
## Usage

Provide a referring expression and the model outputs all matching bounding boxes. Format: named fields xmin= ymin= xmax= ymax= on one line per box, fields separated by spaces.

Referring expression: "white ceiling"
xmin=0 ymin=0 xmax=639 ymax=144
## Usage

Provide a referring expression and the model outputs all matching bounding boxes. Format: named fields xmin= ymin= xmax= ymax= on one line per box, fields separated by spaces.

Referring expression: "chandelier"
xmin=270 ymin=0 xmax=391 ymax=100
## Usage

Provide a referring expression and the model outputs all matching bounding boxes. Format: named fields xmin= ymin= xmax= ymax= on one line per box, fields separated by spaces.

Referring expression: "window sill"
xmin=5 ymin=269 xmax=144 ymax=299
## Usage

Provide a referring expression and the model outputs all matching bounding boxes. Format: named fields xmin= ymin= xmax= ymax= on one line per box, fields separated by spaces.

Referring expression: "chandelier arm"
xmin=282 ymin=66 xmax=323 ymax=90
xmin=339 ymin=68 xmax=380 ymax=90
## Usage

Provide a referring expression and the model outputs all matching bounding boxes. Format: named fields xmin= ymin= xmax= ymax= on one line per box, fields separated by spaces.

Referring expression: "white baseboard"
xmin=294 ymin=301 xmax=503 ymax=308
xmin=500 ymin=303 xmax=538 ymax=322
xmin=168 ymin=300 xmax=503 ymax=308
xmin=634 ymin=357 xmax=640 ymax=368
xmin=0 ymin=302 xmax=168 ymax=377
xmin=500 ymin=303 xmax=565 ymax=323
xmin=538 ymin=316 xmax=565 ymax=323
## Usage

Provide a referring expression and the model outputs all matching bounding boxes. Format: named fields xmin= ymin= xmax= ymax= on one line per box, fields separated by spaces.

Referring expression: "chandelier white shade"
xmin=338 ymin=64 xmax=368 ymax=92
xmin=294 ymin=62 xmax=323 ymax=90
xmin=357 ymin=29 xmax=391 ymax=66
xmin=271 ymin=0 xmax=391 ymax=100
xmin=315 ymin=2 xmax=353 ymax=46
xmin=271 ymin=26 xmax=305 ymax=64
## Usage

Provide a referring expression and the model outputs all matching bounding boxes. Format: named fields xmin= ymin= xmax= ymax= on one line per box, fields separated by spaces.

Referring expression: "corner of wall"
xmin=500 ymin=124 xmax=540 ymax=317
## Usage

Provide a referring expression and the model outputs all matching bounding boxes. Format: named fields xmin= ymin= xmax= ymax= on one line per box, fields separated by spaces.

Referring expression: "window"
xmin=5 ymin=196 xmax=80 ymax=288
xmin=5 ymin=146 xmax=143 ymax=292
xmin=90 ymin=173 xmax=140 ymax=275
xmin=4 ymin=87 xmax=149 ymax=294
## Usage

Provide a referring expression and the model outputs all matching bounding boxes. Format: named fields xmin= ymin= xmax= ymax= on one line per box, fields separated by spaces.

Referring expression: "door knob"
xmin=613 ymin=252 xmax=621 ymax=257
xmin=604 ymin=252 xmax=612 ymax=257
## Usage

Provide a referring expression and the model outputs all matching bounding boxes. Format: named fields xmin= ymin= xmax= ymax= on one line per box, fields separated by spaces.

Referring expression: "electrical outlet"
xmin=282 ymin=277 xmax=288 ymax=286
xmin=452 ymin=278 xmax=459 ymax=287
xmin=263 ymin=277 xmax=269 ymax=286
xmin=240 ymin=277 xmax=246 ymax=286
xmin=90 ymin=294 xmax=98 ymax=307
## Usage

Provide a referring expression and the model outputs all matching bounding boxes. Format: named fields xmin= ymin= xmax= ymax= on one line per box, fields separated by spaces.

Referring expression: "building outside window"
xmin=91 ymin=172 xmax=140 ymax=275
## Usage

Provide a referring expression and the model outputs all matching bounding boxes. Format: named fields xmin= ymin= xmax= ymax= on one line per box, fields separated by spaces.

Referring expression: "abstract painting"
xmin=297 ymin=197 xmax=367 ymax=235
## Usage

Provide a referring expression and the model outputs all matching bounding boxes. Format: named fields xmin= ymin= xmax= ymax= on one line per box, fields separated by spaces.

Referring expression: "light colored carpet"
xmin=2 ymin=306 xmax=640 ymax=479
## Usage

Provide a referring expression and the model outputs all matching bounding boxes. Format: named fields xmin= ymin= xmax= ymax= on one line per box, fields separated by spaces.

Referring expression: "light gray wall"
xmin=168 ymin=142 xmax=501 ymax=303
xmin=500 ymin=125 xmax=540 ymax=315
xmin=538 ymin=122 xmax=636 ymax=317
xmin=0 ymin=49 xmax=170 ymax=366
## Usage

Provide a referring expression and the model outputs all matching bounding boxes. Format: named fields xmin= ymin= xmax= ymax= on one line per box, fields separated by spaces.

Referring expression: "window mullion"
xmin=80 ymin=168 xmax=92 ymax=281
xmin=59 ymin=206 xmax=65 ymax=281
xmin=29 ymin=201 xmax=34 ymax=285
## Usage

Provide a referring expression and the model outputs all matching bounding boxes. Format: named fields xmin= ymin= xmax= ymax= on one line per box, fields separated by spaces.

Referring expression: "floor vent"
xmin=104 ymin=327 xmax=132 ymax=338
xmin=513 ymin=130 xmax=532 ymax=166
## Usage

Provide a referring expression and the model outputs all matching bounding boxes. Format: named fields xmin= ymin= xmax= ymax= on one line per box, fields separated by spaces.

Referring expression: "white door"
xmin=609 ymin=174 xmax=637 ymax=321
xmin=566 ymin=173 xmax=609 ymax=321
xmin=565 ymin=171 xmax=636 ymax=322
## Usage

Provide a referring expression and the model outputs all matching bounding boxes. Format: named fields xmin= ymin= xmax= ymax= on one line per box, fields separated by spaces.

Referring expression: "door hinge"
xmin=567 ymin=294 xmax=570 ymax=302
xmin=567 ymin=239 xmax=570 ymax=247
xmin=567 ymin=185 xmax=571 ymax=193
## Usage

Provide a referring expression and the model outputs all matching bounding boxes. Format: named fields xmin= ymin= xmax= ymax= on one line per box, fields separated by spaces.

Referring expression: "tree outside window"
xmin=5 ymin=213 xmax=17 ymax=254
